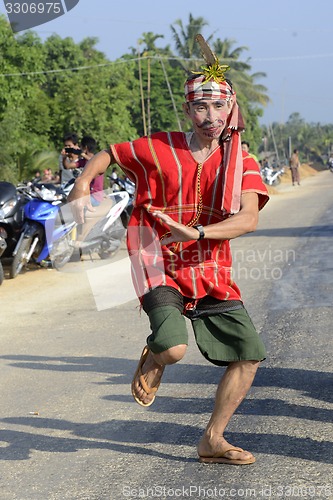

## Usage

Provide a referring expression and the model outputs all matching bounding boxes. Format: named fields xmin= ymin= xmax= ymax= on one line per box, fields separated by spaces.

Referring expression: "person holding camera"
xmin=59 ymin=132 xmax=82 ymax=185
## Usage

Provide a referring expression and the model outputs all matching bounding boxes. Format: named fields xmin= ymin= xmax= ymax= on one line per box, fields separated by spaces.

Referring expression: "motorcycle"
xmin=327 ymin=157 xmax=333 ymax=173
xmin=0 ymin=229 xmax=6 ymax=285
xmin=108 ymin=174 xmax=135 ymax=228
xmin=10 ymin=183 xmax=129 ymax=277
xmin=0 ymin=181 xmax=27 ymax=262
xmin=72 ymin=189 xmax=129 ymax=260
xmin=10 ymin=182 xmax=77 ymax=278
xmin=260 ymin=164 xmax=285 ymax=186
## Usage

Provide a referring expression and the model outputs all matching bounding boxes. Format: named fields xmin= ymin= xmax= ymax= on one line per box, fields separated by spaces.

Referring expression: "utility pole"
xmin=288 ymin=136 xmax=292 ymax=159
xmin=159 ymin=57 xmax=182 ymax=131
xmin=147 ymin=56 xmax=151 ymax=136
xmin=137 ymin=43 xmax=147 ymax=136
xmin=269 ymin=124 xmax=280 ymax=165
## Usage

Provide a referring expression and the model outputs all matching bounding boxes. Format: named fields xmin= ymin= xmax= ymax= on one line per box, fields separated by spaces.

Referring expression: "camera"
xmin=65 ymin=147 xmax=82 ymax=155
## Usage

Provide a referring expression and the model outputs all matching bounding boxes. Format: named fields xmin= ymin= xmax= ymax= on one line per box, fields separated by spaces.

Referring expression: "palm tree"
xmin=213 ymin=38 xmax=250 ymax=71
xmin=170 ymin=14 xmax=214 ymax=71
xmin=137 ymin=32 xmax=165 ymax=54
xmin=129 ymin=32 xmax=170 ymax=57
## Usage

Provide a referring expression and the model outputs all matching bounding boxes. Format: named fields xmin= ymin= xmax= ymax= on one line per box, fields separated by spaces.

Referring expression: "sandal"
xmin=131 ymin=346 xmax=164 ymax=407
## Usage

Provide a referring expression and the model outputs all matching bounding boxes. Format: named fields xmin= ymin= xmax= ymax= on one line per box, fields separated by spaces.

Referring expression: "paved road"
xmin=0 ymin=171 xmax=332 ymax=500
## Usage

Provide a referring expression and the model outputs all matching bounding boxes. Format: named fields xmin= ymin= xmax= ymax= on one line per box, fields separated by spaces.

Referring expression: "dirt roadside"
xmin=265 ymin=162 xmax=318 ymax=195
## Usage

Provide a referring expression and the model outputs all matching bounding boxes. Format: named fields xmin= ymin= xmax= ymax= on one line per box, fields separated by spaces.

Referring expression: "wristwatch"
xmin=193 ymin=224 xmax=205 ymax=240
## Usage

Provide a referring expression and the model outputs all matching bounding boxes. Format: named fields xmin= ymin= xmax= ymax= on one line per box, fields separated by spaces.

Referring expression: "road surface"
xmin=1 ymin=170 xmax=332 ymax=499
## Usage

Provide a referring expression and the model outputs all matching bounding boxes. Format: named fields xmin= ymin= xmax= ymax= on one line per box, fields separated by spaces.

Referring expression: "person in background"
xmin=241 ymin=141 xmax=260 ymax=166
xmin=60 ymin=132 xmax=81 ymax=186
xmin=79 ymin=136 xmax=104 ymax=206
xmin=41 ymin=168 xmax=53 ymax=183
xmin=289 ymin=149 xmax=301 ymax=186
xmin=31 ymin=170 xmax=41 ymax=184
xmin=53 ymin=171 xmax=61 ymax=184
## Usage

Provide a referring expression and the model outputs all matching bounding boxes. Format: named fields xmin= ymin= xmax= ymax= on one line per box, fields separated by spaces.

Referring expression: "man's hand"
xmin=153 ymin=211 xmax=199 ymax=245
xmin=66 ymin=150 xmax=113 ymax=223
xmin=153 ymin=193 xmax=259 ymax=245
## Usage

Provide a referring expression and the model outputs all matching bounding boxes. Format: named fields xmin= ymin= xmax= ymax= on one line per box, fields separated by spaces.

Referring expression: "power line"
xmin=0 ymin=55 xmax=192 ymax=78
xmin=1 ymin=52 xmax=333 ymax=78
xmin=252 ymin=53 xmax=333 ymax=62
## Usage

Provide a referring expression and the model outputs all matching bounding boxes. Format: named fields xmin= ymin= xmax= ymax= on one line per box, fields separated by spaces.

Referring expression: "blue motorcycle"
xmin=10 ymin=183 xmax=76 ymax=278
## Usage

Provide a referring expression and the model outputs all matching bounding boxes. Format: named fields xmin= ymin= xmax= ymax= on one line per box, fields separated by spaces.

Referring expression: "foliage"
xmin=0 ymin=13 xmax=332 ymax=185
xmin=170 ymin=14 xmax=214 ymax=71
xmin=261 ymin=112 xmax=333 ymax=168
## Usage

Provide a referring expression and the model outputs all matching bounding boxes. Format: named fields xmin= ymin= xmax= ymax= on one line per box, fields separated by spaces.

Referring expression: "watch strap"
xmin=193 ymin=224 xmax=205 ymax=240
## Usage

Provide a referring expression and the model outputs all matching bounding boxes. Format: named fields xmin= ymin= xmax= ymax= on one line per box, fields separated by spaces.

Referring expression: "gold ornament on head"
xmin=193 ymin=34 xmax=230 ymax=83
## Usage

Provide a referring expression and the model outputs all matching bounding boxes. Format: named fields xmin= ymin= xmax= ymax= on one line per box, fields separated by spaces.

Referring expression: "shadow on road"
xmin=0 ymin=354 xmax=332 ymax=397
xmin=1 ymin=352 xmax=332 ymax=465
xmin=0 ymin=414 xmax=332 ymax=464
xmin=1 ymin=354 xmax=332 ymax=407
xmin=242 ymin=224 xmax=333 ymax=238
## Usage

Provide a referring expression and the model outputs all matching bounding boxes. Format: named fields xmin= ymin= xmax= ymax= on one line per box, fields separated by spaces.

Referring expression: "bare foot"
xmin=197 ymin=435 xmax=255 ymax=464
xmin=132 ymin=348 xmax=165 ymax=406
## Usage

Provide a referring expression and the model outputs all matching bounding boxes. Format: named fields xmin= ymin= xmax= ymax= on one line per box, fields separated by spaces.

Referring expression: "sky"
xmin=1 ymin=0 xmax=333 ymax=126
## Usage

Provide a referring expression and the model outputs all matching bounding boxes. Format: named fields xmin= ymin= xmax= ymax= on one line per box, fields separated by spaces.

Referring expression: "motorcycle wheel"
xmin=10 ymin=236 xmax=33 ymax=279
xmin=49 ymin=234 xmax=75 ymax=270
xmin=0 ymin=261 xmax=4 ymax=285
xmin=98 ymin=218 xmax=125 ymax=260
xmin=98 ymin=242 xmax=121 ymax=260
xmin=271 ymin=177 xmax=281 ymax=186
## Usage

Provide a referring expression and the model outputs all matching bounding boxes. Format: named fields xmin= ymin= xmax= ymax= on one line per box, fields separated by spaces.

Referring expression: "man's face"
xmin=184 ymin=99 xmax=232 ymax=141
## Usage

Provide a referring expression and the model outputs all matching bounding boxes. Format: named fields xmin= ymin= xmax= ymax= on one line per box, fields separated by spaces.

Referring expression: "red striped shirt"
xmin=111 ymin=131 xmax=268 ymax=301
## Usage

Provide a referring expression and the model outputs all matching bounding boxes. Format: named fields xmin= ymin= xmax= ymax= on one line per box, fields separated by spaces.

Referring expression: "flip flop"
xmin=199 ymin=447 xmax=256 ymax=465
xmin=131 ymin=346 xmax=163 ymax=407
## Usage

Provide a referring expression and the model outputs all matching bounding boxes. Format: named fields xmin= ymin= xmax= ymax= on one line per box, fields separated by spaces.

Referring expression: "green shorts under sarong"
xmin=142 ymin=286 xmax=266 ymax=367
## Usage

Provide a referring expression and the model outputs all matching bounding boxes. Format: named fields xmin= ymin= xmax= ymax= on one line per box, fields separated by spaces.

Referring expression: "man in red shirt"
xmin=69 ymin=46 xmax=269 ymax=465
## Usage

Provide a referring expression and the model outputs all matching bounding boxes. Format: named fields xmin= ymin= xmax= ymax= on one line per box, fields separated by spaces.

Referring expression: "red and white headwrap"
xmin=184 ymin=75 xmax=234 ymax=102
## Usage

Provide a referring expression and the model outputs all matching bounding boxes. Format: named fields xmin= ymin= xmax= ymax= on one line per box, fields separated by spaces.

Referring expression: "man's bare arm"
xmin=62 ymin=157 xmax=78 ymax=170
xmin=154 ymin=192 xmax=259 ymax=245
xmin=201 ymin=192 xmax=259 ymax=240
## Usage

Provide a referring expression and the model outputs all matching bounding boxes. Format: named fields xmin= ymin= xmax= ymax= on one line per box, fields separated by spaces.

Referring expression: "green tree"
xmin=0 ymin=17 xmax=52 ymax=182
xmin=44 ymin=35 xmax=138 ymax=148
xmin=170 ymin=14 xmax=214 ymax=71
xmin=260 ymin=114 xmax=333 ymax=168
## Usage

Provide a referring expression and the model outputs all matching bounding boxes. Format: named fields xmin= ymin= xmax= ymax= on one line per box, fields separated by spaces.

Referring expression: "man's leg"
xmin=132 ymin=344 xmax=187 ymax=406
xmin=197 ymin=360 xmax=259 ymax=462
xmin=132 ymin=286 xmax=189 ymax=406
xmin=192 ymin=307 xmax=266 ymax=462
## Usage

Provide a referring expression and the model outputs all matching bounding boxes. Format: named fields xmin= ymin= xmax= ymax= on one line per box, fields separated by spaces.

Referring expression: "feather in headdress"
xmin=193 ymin=34 xmax=230 ymax=83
